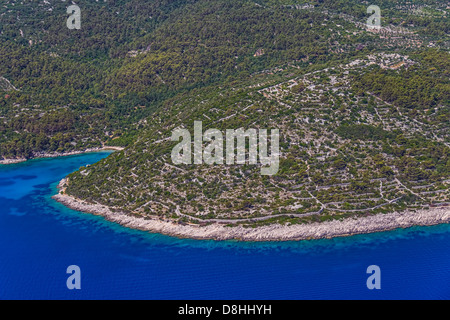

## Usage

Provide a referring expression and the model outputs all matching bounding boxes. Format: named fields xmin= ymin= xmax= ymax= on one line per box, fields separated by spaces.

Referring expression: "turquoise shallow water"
xmin=0 ymin=152 xmax=449 ymax=299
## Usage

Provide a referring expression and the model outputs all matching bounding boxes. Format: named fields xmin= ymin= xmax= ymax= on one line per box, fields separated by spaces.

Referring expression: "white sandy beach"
xmin=52 ymin=190 xmax=450 ymax=242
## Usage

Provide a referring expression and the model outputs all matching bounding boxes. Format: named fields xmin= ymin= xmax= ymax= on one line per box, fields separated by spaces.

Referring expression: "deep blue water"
xmin=0 ymin=152 xmax=449 ymax=300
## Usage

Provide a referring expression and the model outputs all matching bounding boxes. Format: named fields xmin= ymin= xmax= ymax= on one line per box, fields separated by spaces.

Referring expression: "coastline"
xmin=0 ymin=146 xmax=124 ymax=165
xmin=52 ymin=189 xmax=450 ymax=242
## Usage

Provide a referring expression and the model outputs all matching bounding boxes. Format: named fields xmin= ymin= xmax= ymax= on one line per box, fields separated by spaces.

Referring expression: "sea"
xmin=0 ymin=152 xmax=449 ymax=299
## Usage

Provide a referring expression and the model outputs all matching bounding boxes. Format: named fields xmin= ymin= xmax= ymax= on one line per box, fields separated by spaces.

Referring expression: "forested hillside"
xmin=2 ymin=0 xmax=448 ymax=159
xmin=0 ymin=0 xmax=362 ymax=158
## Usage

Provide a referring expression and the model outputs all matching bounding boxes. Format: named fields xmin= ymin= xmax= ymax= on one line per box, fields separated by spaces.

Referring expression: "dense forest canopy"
xmin=1 ymin=0 xmax=448 ymax=159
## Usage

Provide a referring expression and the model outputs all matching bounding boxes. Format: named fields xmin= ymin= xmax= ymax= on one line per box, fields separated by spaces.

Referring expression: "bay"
xmin=0 ymin=152 xmax=449 ymax=299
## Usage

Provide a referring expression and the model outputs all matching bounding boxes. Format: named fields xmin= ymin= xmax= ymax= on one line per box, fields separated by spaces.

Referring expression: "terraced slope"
xmin=64 ymin=50 xmax=449 ymax=226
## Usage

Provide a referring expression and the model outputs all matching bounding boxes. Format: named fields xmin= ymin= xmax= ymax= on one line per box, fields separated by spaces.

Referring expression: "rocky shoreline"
xmin=0 ymin=147 xmax=124 ymax=165
xmin=52 ymin=191 xmax=450 ymax=242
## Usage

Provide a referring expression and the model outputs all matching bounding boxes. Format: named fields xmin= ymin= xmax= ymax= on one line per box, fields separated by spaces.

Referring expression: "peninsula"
xmin=2 ymin=0 xmax=448 ymax=241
